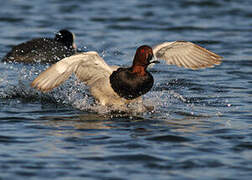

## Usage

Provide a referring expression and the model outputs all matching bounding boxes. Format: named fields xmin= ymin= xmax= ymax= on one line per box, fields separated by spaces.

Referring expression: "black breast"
xmin=109 ymin=68 xmax=154 ymax=100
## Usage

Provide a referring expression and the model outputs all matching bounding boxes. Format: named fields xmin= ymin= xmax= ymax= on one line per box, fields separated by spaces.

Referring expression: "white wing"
xmin=31 ymin=51 xmax=113 ymax=92
xmin=153 ymin=41 xmax=222 ymax=69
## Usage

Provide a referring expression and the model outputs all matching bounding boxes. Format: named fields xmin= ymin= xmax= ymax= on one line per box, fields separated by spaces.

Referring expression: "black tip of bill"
xmin=150 ymin=60 xmax=160 ymax=64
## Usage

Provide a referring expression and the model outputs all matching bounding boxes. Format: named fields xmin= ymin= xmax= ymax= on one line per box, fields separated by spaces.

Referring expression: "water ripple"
xmin=0 ymin=0 xmax=252 ymax=179
xmin=146 ymin=135 xmax=191 ymax=142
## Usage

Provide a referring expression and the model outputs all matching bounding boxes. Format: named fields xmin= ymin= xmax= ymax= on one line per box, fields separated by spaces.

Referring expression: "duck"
xmin=2 ymin=29 xmax=77 ymax=64
xmin=31 ymin=41 xmax=222 ymax=109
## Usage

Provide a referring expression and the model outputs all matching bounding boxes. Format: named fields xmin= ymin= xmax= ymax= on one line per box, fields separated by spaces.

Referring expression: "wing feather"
xmin=31 ymin=51 xmax=113 ymax=92
xmin=153 ymin=41 xmax=222 ymax=69
xmin=173 ymin=55 xmax=183 ymax=67
xmin=186 ymin=54 xmax=206 ymax=69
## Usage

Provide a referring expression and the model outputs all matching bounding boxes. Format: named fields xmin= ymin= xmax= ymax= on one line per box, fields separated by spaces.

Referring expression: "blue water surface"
xmin=0 ymin=0 xmax=252 ymax=179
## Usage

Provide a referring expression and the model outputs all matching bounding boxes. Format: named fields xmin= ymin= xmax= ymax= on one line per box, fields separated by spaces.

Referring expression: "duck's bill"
xmin=150 ymin=60 xmax=160 ymax=64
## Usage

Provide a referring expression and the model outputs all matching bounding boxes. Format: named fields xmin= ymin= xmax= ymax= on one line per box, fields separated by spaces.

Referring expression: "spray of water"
xmin=0 ymin=61 xmax=230 ymax=118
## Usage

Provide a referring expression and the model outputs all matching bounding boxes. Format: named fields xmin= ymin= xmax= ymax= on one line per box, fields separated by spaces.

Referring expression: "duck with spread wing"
xmin=31 ymin=41 xmax=222 ymax=108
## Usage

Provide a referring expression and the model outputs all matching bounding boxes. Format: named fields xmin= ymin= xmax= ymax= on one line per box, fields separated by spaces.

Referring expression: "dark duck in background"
xmin=2 ymin=29 xmax=77 ymax=64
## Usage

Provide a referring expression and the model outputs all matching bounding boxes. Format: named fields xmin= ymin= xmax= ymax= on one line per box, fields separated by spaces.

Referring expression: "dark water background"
xmin=0 ymin=0 xmax=252 ymax=179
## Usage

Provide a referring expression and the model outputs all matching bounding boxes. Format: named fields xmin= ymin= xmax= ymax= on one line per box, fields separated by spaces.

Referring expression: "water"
xmin=0 ymin=0 xmax=252 ymax=179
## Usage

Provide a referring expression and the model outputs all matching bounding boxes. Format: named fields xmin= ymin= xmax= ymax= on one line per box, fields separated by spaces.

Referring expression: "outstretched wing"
xmin=153 ymin=41 xmax=222 ymax=69
xmin=31 ymin=51 xmax=113 ymax=92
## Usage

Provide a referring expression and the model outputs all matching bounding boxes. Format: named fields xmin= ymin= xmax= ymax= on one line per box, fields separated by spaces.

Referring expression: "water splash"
xmin=0 ymin=62 xmax=228 ymax=117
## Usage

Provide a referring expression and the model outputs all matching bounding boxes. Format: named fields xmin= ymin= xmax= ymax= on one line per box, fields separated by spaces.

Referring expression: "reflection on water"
xmin=39 ymin=111 xmax=224 ymax=137
xmin=43 ymin=114 xmax=112 ymax=133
